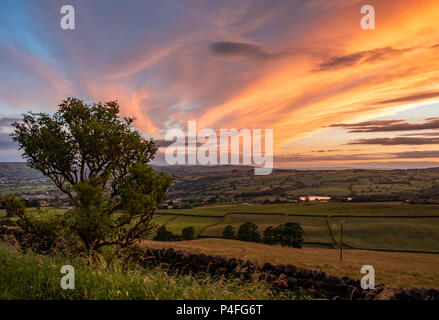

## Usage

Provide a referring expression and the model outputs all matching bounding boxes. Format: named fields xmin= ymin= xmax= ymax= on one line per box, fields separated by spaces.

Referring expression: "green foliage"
xmin=1 ymin=194 xmax=25 ymax=217
xmin=275 ymin=222 xmax=304 ymax=248
xmin=222 ymin=225 xmax=236 ymax=239
xmin=153 ymin=225 xmax=198 ymax=241
xmin=11 ymin=98 xmax=172 ymax=253
xmin=262 ymin=226 xmax=277 ymax=245
xmin=0 ymin=218 xmax=16 ymax=227
xmin=233 ymin=221 xmax=303 ymax=248
xmin=237 ymin=222 xmax=261 ymax=243
xmin=154 ymin=225 xmax=176 ymax=241
xmin=181 ymin=226 xmax=195 ymax=240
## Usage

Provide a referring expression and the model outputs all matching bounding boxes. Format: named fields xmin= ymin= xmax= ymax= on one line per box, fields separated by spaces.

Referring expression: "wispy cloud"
xmin=209 ymin=41 xmax=284 ymax=61
xmin=332 ymin=118 xmax=439 ymax=133
xmin=348 ymin=137 xmax=439 ymax=145
xmin=378 ymin=91 xmax=439 ymax=105
xmin=2 ymin=0 xmax=439 ymax=167
xmin=317 ymin=46 xmax=411 ymax=71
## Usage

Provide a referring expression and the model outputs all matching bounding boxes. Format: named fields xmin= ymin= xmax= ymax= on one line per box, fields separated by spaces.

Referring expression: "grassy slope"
xmin=0 ymin=243 xmax=306 ymax=300
xmin=145 ymin=238 xmax=439 ymax=289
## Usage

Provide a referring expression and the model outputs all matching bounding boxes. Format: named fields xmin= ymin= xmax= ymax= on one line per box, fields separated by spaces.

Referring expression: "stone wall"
xmin=137 ymin=247 xmax=439 ymax=300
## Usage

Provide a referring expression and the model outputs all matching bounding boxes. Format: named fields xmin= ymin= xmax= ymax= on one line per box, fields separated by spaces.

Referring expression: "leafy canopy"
xmin=11 ymin=98 xmax=172 ymax=253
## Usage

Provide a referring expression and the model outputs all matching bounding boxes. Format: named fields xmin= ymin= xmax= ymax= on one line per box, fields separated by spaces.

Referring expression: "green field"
xmin=158 ymin=203 xmax=439 ymax=253
xmin=151 ymin=214 xmax=222 ymax=237
xmin=3 ymin=202 xmax=439 ymax=254
xmin=330 ymin=217 xmax=439 ymax=253
xmin=159 ymin=202 xmax=439 ymax=217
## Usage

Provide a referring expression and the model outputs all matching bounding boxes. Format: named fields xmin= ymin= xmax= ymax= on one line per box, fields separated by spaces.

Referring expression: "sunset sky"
xmin=1 ymin=0 xmax=439 ymax=168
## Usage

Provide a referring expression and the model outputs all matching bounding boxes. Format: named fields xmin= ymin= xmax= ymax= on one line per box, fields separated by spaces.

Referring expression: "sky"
xmin=1 ymin=0 xmax=439 ymax=168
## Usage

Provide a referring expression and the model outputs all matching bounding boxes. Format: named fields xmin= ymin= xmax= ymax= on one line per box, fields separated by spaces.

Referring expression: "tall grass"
xmin=0 ymin=243 xmax=308 ymax=300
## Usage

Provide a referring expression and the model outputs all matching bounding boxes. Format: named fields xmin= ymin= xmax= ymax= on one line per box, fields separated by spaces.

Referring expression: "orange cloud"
xmin=193 ymin=0 xmax=439 ymax=155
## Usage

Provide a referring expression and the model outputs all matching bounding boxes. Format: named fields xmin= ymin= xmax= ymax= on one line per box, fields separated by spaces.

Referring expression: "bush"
xmin=222 ymin=225 xmax=236 ymax=239
xmin=1 ymin=194 xmax=25 ymax=218
xmin=0 ymin=218 xmax=17 ymax=227
xmin=237 ymin=222 xmax=261 ymax=243
xmin=181 ymin=226 xmax=195 ymax=240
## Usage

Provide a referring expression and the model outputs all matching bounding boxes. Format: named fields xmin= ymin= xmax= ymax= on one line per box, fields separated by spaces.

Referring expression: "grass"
xmin=145 ymin=238 xmax=439 ymax=289
xmin=151 ymin=214 xmax=222 ymax=237
xmin=0 ymin=242 xmax=307 ymax=300
xmin=202 ymin=213 xmax=333 ymax=244
xmin=0 ymin=207 xmax=67 ymax=219
xmin=330 ymin=217 xmax=439 ymax=252
xmin=157 ymin=203 xmax=439 ymax=253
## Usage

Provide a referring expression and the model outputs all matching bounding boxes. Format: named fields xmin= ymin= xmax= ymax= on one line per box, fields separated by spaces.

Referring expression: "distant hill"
xmin=151 ymin=164 xmax=254 ymax=174
xmin=3 ymin=162 xmax=439 ymax=203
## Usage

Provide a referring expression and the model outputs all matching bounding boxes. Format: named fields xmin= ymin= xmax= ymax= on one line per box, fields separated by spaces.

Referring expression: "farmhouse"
xmin=299 ymin=196 xmax=332 ymax=202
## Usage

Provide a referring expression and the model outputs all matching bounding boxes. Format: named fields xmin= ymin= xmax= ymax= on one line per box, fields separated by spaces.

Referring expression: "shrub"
xmin=1 ymin=194 xmax=25 ymax=218
xmin=0 ymin=218 xmax=17 ymax=227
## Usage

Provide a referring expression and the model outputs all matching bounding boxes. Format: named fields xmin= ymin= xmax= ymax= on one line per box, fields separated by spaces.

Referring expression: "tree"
xmin=154 ymin=225 xmax=173 ymax=241
xmin=11 ymin=98 xmax=172 ymax=253
xmin=276 ymin=222 xmax=304 ymax=248
xmin=262 ymin=226 xmax=277 ymax=245
xmin=1 ymin=194 xmax=25 ymax=218
xmin=237 ymin=222 xmax=261 ymax=243
xmin=181 ymin=226 xmax=195 ymax=240
xmin=222 ymin=225 xmax=235 ymax=239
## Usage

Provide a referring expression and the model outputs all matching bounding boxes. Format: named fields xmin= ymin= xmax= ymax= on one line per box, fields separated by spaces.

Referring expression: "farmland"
xmin=5 ymin=162 xmax=439 ymax=204
xmin=155 ymin=202 xmax=439 ymax=253
xmin=3 ymin=202 xmax=439 ymax=253
xmin=202 ymin=213 xmax=332 ymax=244
xmin=158 ymin=201 xmax=439 ymax=217
xmin=2 ymin=163 xmax=439 ymax=290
